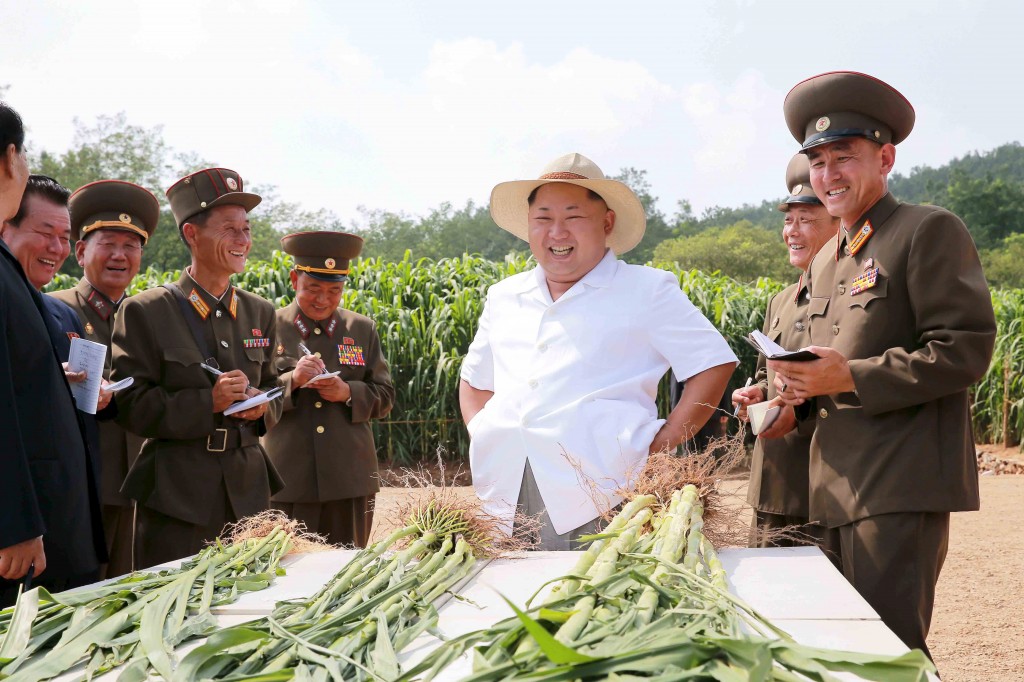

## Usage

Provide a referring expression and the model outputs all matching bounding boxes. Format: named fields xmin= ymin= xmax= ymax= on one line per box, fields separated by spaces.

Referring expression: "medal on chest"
xmin=850 ymin=267 xmax=880 ymax=295
xmin=338 ymin=342 xmax=365 ymax=366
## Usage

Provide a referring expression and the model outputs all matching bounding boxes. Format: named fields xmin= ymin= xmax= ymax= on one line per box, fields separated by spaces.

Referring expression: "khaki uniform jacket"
xmin=111 ymin=270 xmax=284 ymax=526
xmin=804 ymin=193 xmax=995 ymax=527
xmin=264 ymin=301 xmax=394 ymax=503
xmin=51 ymin=279 xmax=145 ymax=507
xmin=747 ymin=279 xmax=814 ymax=516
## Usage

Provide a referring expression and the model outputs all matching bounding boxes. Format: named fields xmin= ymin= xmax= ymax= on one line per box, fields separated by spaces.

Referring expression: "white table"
xmin=47 ymin=546 xmax=932 ymax=681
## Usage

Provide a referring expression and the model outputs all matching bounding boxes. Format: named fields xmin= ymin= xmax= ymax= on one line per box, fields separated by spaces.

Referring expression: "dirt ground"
xmin=375 ymin=473 xmax=1024 ymax=681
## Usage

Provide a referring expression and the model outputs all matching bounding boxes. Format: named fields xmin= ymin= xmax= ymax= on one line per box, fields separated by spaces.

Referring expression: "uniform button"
xmin=528 ymin=379 xmax=538 ymax=389
xmin=315 ymin=401 xmax=323 ymax=408
xmin=314 ymin=352 xmax=322 ymax=359
xmin=215 ymin=310 xmax=223 ymax=318
xmin=819 ymin=408 xmax=829 ymax=419
xmin=537 ymin=342 xmax=548 ymax=352
xmin=795 ymin=321 xmax=805 ymax=331
xmin=316 ymin=425 xmax=325 ymax=434
xmin=314 ymin=328 xmax=322 ymax=335
xmin=520 ymin=417 xmax=528 ymax=427
xmin=844 ymin=246 xmax=852 ymax=256
xmin=832 ymin=324 xmax=840 ymax=335
xmin=772 ymin=317 xmax=780 ymax=329
xmin=838 ymin=284 xmax=846 ymax=295
xmin=220 ymin=340 xmax=229 ymax=348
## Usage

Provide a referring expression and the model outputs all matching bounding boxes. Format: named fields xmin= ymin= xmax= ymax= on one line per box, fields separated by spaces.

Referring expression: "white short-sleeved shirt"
xmin=460 ymin=250 xmax=738 ymax=534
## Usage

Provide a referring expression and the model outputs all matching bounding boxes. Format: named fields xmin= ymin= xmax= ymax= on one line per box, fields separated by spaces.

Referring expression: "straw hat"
xmin=489 ymin=152 xmax=647 ymax=255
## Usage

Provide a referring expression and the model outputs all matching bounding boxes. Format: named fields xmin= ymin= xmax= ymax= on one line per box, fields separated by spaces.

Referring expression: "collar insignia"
xmin=848 ymin=221 xmax=874 ymax=256
xmin=87 ymin=289 xmax=112 ymax=321
xmin=294 ymin=314 xmax=310 ymax=339
xmin=188 ymin=288 xmax=211 ymax=320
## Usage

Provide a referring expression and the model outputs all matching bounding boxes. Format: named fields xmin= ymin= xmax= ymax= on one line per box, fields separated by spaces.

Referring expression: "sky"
xmin=4 ymin=0 xmax=1022 ymax=226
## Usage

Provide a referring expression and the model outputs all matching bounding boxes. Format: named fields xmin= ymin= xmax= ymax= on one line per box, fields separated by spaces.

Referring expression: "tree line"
xmin=30 ymin=114 xmax=1024 ymax=287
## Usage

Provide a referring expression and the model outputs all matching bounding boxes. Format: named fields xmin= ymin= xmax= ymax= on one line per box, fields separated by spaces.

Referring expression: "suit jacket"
xmin=51 ymin=280 xmax=145 ymax=506
xmin=0 ymin=242 xmax=104 ymax=578
xmin=264 ymin=301 xmax=395 ymax=502
xmin=111 ymin=270 xmax=284 ymax=526
xmin=747 ymin=279 xmax=814 ymax=516
xmin=804 ymin=192 xmax=996 ymax=527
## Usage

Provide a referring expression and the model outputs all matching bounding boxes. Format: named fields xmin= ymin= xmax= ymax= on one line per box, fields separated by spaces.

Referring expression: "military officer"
xmin=111 ymin=168 xmax=284 ymax=568
xmin=50 ymin=180 xmax=158 ymax=576
xmin=732 ymin=154 xmax=839 ymax=546
xmin=770 ymin=72 xmax=996 ymax=659
xmin=264 ymin=231 xmax=394 ymax=547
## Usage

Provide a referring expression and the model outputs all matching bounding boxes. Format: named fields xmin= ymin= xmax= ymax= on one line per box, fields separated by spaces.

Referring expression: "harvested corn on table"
xmin=42 ymin=545 xmax=934 ymax=681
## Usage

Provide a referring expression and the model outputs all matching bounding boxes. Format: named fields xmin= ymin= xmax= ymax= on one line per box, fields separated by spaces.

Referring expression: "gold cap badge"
xmin=325 ymin=258 xmax=336 ymax=269
xmin=225 ymin=177 xmax=238 ymax=191
xmin=815 ymin=116 xmax=831 ymax=132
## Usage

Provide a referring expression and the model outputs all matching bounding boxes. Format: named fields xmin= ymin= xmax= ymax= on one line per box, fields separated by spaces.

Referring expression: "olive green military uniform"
xmin=112 ymin=270 xmax=284 ymax=567
xmin=748 ymin=154 xmax=829 ymax=548
xmin=747 ymin=280 xmax=819 ymax=546
xmin=49 ymin=178 xmax=160 ymax=577
xmin=265 ymin=301 xmax=394 ymax=546
xmin=111 ymin=167 xmax=283 ymax=569
xmin=785 ymin=72 xmax=997 ymax=657
xmin=263 ymin=230 xmax=395 ymax=547
xmin=51 ymin=279 xmax=145 ymax=575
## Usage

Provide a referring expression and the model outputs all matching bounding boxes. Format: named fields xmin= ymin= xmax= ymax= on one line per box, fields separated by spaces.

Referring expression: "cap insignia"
xmin=325 ymin=258 xmax=336 ymax=269
xmin=119 ymin=213 xmax=132 ymax=223
xmin=792 ymin=184 xmax=803 ymax=194
xmin=225 ymin=177 xmax=238 ymax=191
xmin=815 ymin=116 xmax=831 ymax=132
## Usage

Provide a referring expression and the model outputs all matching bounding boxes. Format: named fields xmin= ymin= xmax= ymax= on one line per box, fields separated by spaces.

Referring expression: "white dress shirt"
xmin=461 ymin=250 xmax=737 ymax=534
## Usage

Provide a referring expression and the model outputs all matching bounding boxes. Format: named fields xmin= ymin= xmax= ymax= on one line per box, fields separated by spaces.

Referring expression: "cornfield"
xmin=45 ymin=252 xmax=1018 ymax=463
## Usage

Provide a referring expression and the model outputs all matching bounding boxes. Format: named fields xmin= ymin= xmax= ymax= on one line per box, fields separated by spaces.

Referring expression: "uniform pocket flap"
xmin=164 ymin=346 xmax=205 ymax=367
xmin=849 ymin=278 xmax=888 ymax=309
xmin=808 ymin=297 xmax=830 ymax=318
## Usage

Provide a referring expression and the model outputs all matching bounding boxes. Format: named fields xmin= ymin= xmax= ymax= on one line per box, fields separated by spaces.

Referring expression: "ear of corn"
xmin=404 ymin=485 xmax=938 ymax=682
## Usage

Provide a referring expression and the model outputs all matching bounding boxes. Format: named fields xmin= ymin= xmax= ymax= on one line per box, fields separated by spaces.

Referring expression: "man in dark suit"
xmin=0 ymin=104 xmax=105 ymax=606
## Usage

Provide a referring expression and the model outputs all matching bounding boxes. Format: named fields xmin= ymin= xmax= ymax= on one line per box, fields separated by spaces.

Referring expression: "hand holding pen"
xmin=298 ymin=342 xmax=327 ymax=373
xmin=731 ymin=377 xmax=763 ymax=422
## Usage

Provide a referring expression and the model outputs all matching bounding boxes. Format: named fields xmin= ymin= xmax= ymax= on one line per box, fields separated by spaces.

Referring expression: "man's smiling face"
xmin=807 ymin=137 xmax=894 ymax=226
xmin=79 ymin=230 xmax=144 ymax=300
xmin=527 ymin=182 xmax=614 ymax=295
xmin=1 ymin=194 xmax=72 ymax=290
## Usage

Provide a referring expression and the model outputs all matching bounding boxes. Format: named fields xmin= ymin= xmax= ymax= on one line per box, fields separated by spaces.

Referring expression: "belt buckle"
xmin=207 ymin=428 xmax=228 ymax=453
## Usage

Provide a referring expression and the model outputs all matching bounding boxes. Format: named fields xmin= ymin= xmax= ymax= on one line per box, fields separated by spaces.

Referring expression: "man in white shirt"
xmin=460 ymin=153 xmax=738 ymax=549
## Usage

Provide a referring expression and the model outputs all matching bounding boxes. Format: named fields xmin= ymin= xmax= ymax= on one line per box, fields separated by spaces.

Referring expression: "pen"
xmin=298 ymin=342 xmax=327 ymax=373
xmin=733 ymin=377 xmax=753 ymax=417
xmin=201 ymin=363 xmax=252 ymax=392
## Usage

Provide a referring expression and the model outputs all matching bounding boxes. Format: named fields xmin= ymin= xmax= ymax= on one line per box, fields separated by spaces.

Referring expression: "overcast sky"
xmin=4 ymin=0 xmax=1021 ymax=225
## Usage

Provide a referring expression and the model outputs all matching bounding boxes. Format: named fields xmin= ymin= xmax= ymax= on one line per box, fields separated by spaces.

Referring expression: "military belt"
xmin=195 ymin=425 xmax=260 ymax=453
